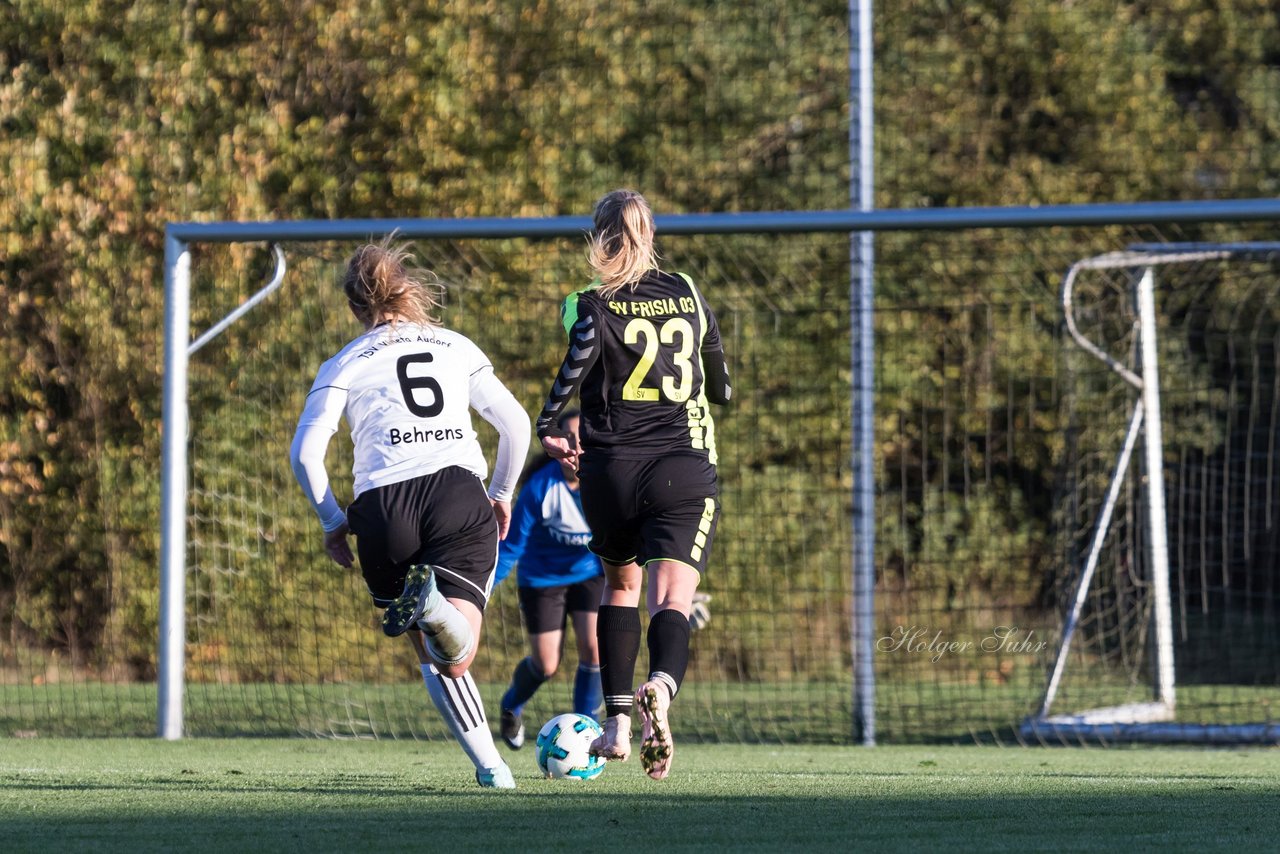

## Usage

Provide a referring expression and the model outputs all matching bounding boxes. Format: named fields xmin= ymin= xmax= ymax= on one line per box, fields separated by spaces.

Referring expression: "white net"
xmin=180 ymin=233 xmax=855 ymax=741
xmin=1030 ymin=244 xmax=1280 ymax=742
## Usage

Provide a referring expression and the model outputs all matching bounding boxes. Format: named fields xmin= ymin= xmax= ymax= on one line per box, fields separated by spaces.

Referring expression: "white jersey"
xmin=290 ymin=322 xmax=530 ymax=531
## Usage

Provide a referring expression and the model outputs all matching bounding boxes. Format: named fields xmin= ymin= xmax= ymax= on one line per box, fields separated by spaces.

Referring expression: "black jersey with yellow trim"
xmin=537 ymin=270 xmax=730 ymax=463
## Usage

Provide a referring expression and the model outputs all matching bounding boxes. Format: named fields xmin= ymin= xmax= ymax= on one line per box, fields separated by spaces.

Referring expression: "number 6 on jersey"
xmin=396 ymin=353 xmax=444 ymax=417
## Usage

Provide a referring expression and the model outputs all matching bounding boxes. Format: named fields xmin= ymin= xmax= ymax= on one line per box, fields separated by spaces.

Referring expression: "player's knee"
xmin=604 ymin=561 xmax=643 ymax=593
xmin=607 ymin=576 xmax=642 ymax=597
xmin=435 ymin=657 xmax=472 ymax=680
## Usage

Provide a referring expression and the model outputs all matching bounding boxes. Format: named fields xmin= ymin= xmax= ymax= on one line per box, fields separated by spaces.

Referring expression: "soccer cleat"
xmin=500 ymin=708 xmax=525 ymax=750
xmin=475 ymin=762 xmax=516 ymax=789
xmin=636 ymin=681 xmax=673 ymax=780
xmin=588 ymin=713 xmax=631 ymax=762
xmin=382 ymin=565 xmax=443 ymax=638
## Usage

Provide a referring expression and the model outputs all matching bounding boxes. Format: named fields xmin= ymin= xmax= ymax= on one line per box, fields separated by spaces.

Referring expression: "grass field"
xmin=2 ymin=739 xmax=1277 ymax=852
xmin=8 ymin=680 xmax=1279 ymax=745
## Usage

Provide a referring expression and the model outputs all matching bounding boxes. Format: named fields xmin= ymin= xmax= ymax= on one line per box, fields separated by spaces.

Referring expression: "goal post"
xmin=1022 ymin=243 xmax=1280 ymax=745
xmin=158 ymin=233 xmax=191 ymax=741
xmin=159 ymin=242 xmax=287 ymax=739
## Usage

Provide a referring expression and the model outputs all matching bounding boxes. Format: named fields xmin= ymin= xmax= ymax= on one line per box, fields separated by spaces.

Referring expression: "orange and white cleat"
xmin=635 ymin=680 xmax=673 ymax=780
xmin=588 ymin=713 xmax=632 ymax=762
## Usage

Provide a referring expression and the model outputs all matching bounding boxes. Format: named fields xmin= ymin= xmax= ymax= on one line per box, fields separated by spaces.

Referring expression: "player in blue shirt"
xmin=493 ymin=411 xmax=606 ymax=749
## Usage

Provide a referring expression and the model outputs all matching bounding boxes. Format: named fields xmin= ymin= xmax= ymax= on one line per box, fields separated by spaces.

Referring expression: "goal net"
xmin=1022 ymin=243 xmax=1280 ymax=744
xmin=11 ymin=217 xmax=1279 ymax=745
xmin=171 ymin=228 xmax=855 ymax=741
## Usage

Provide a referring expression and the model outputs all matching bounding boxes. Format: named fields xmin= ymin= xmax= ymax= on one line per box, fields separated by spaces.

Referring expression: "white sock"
xmin=649 ymin=670 xmax=679 ymax=701
xmin=417 ymin=583 xmax=447 ymax=620
xmin=418 ymin=599 xmax=475 ymax=664
xmin=420 ymin=663 xmax=503 ymax=771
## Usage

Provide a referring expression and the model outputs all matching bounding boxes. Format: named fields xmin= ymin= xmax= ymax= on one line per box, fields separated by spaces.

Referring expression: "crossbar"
xmin=166 ymin=198 xmax=1280 ymax=243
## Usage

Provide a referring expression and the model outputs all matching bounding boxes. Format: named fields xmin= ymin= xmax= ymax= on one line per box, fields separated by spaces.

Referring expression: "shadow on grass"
xmin=1 ymin=777 xmax=1277 ymax=851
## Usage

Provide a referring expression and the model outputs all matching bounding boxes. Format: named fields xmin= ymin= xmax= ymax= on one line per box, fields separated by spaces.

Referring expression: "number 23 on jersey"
xmin=622 ymin=317 xmax=695 ymax=403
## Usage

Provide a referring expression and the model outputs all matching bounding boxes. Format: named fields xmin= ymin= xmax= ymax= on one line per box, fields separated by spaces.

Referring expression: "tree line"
xmin=1 ymin=0 xmax=1276 ymax=679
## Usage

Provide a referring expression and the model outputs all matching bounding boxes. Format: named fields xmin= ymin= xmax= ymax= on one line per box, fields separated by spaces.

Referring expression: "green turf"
xmin=2 ymin=739 xmax=1277 ymax=852
xmin=7 ymin=680 xmax=1278 ymax=745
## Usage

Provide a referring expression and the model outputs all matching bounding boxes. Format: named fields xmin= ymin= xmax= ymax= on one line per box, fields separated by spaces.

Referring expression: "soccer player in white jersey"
xmin=290 ymin=240 xmax=530 ymax=789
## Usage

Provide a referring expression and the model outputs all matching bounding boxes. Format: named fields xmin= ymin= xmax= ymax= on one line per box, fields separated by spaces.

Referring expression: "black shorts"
xmin=577 ymin=453 xmax=720 ymax=574
xmin=517 ymin=575 xmax=606 ymax=635
xmin=346 ymin=466 xmax=497 ymax=612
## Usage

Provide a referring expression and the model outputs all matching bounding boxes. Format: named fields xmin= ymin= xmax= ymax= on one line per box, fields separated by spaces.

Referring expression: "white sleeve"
xmin=469 ymin=367 xmax=531 ymax=502
xmin=290 ymin=385 xmax=349 ymax=532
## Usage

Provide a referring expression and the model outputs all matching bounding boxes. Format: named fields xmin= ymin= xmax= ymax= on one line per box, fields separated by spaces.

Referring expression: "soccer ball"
xmin=535 ymin=713 xmax=606 ymax=780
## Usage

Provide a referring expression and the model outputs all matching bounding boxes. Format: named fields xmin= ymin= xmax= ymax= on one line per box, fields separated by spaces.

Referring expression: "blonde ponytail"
xmin=341 ymin=236 xmax=443 ymax=328
xmin=588 ymin=189 xmax=660 ymax=298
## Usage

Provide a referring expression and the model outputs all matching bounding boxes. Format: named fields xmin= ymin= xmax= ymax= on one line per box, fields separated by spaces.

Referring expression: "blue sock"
xmin=573 ymin=663 xmax=603 ymax=720
xmin=500 ymin=657 xmax=548 ymax=715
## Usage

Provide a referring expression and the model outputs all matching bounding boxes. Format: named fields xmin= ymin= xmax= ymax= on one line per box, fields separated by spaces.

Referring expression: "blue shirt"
xmin=494 ymin=460 xmax=603 ymax=588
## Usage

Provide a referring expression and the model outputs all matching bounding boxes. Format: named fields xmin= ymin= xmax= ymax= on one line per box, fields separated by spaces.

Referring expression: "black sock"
xmin=597 ymin=605 xmax=642 ymax=717
xmin=647 ymin=608 xmax=692 ymax=699
xmin=500 ymin=656 xmax=549 ymax=714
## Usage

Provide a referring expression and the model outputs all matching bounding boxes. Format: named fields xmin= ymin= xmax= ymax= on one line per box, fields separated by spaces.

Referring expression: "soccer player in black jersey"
xmin=536 ymin=189 xmax=731 ymax=780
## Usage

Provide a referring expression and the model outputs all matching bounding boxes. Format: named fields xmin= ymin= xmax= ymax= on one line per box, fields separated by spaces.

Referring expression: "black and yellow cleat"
xmin=381 ymin=565 xmax=440 ymax=638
